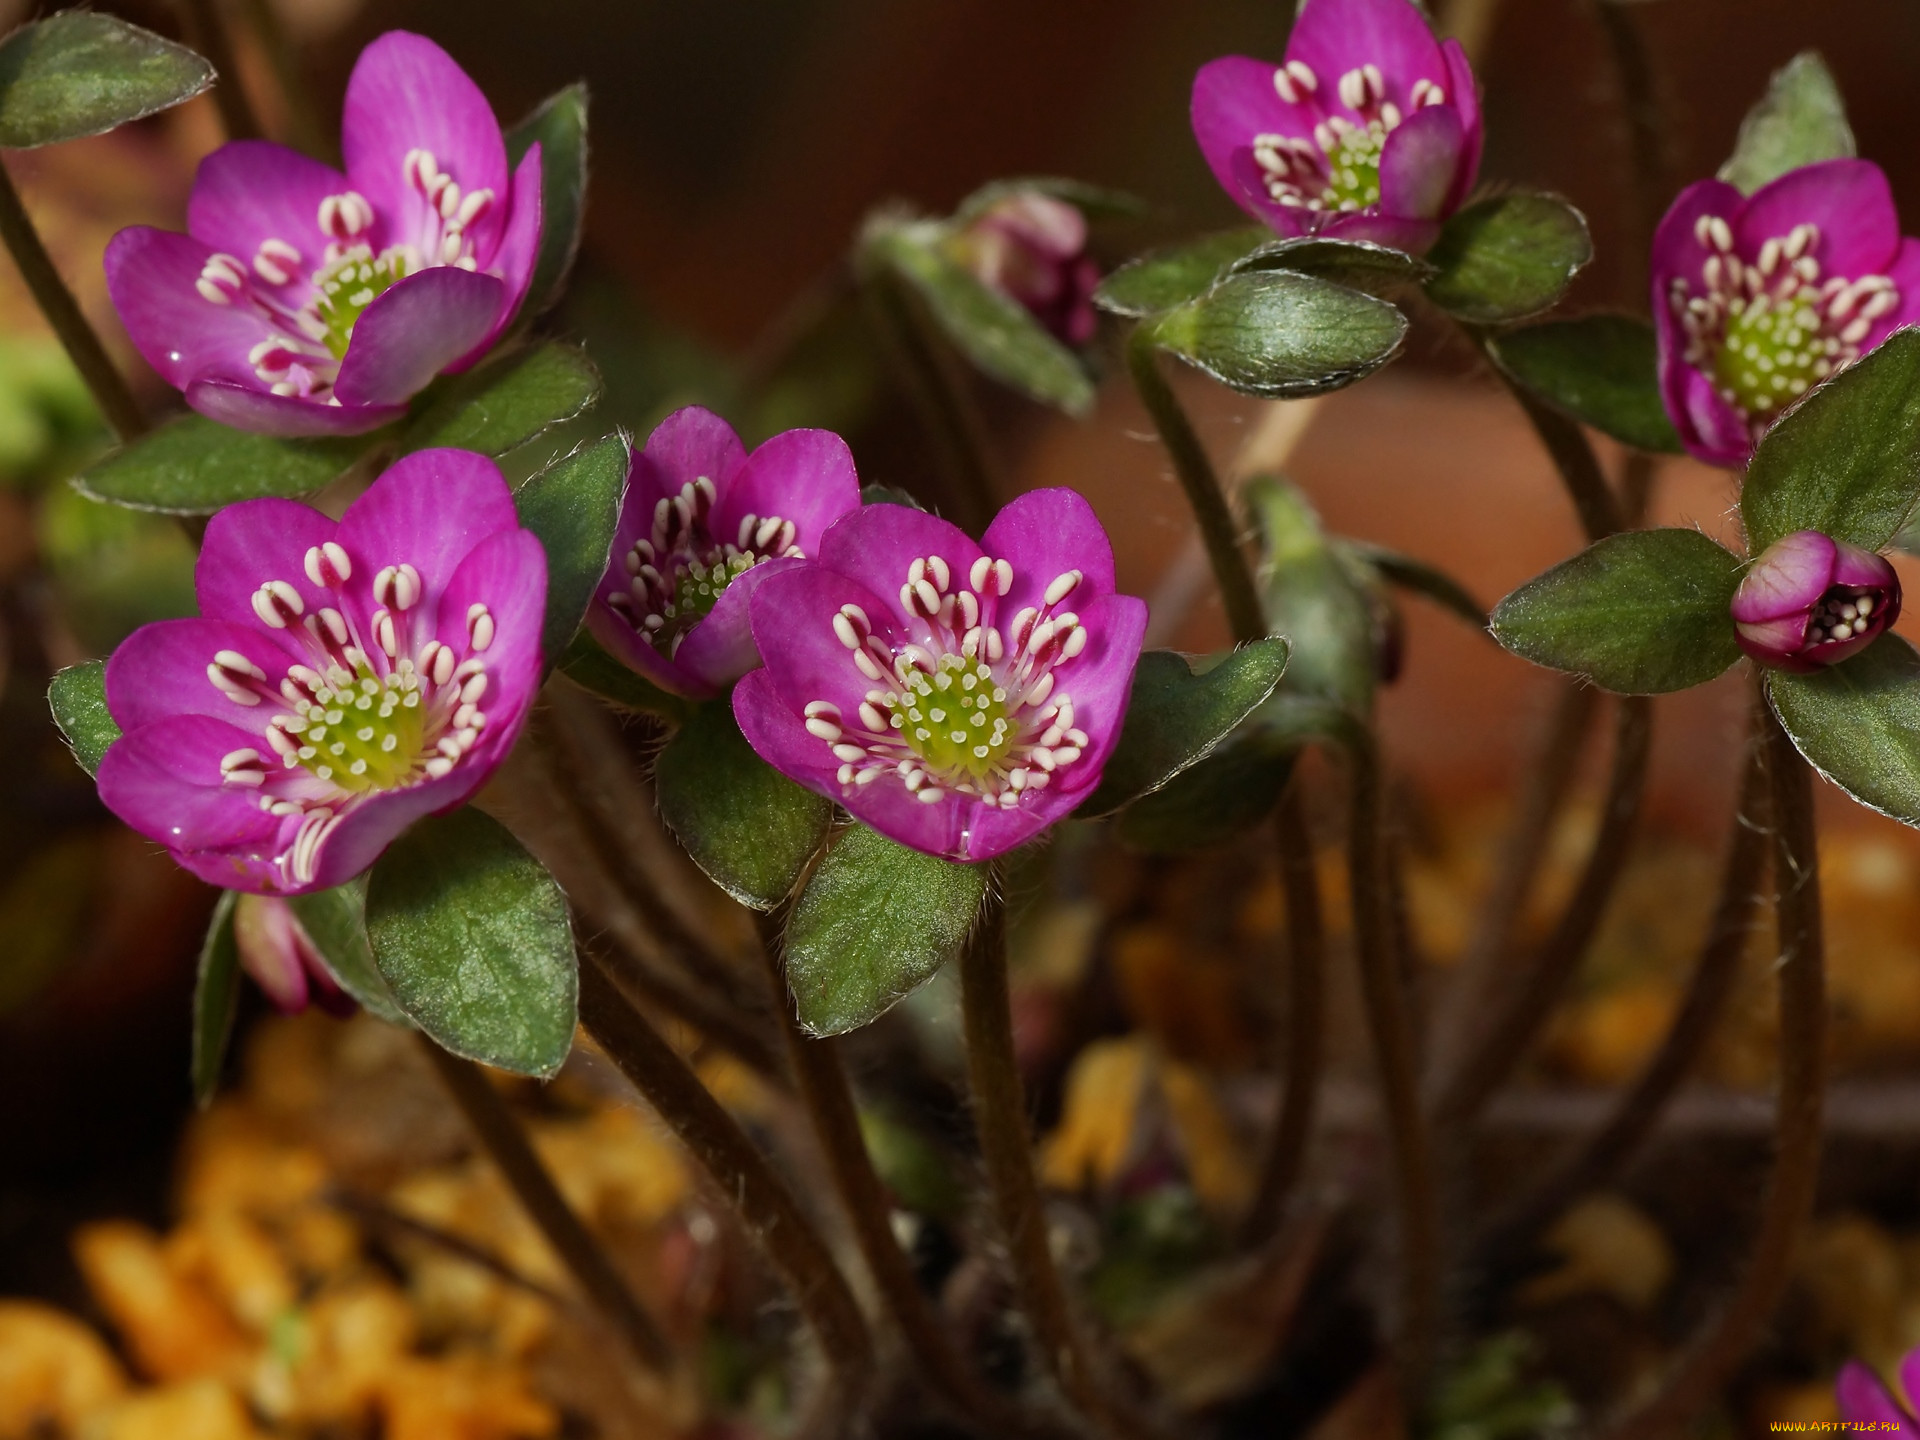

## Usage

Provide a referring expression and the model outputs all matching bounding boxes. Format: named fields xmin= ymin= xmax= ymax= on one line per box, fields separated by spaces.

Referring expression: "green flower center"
xmin=312 ymin=246 xmax=410 ymax=360
xmin=663 ymin=552 xmax=761 ymax=629
xmin=1318 ymin=120 xmax=1388 ymax=210
xmin=887 ymin=653 xmax=1014 ymax=783
xmin=284 ymin=666 xmax=427 ymax=793
xmin=1710 ymin=293 xmax=1835 ymax=417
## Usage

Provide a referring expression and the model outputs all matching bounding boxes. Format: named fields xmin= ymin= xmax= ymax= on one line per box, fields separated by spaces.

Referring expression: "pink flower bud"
xmin=950 ymin=194 xmax=1101 ymax=347
xmin=1731 ymin=529 xmax=1901 ymax=672
xmin=233 ymin=895 xmax=355 ymax=1017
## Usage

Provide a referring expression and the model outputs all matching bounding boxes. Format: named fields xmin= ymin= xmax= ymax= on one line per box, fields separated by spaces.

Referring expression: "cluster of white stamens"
xmin=1807 ymin=588 xmax=1881 ymax=646
xmin=204 ymin=542 xmax=499 ymax=886
xmin=604 ymin=475 xmax=804 ymax=658
xmin=811 ymin=554 xmax=1093 ymax=809
xmin=1669 ymin=216 xmax=1902 ymax=428
xmin=194 ymin=147 xmax=499 ymax=403
xmin=1254 ymin=59 xmax=1447 ymax=215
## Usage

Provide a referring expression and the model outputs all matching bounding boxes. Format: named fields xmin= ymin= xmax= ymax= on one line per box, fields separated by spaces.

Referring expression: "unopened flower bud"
xmin=1731 ymin=529 xmax=1901 ymax=672
xmin=949 ymin=193 xmax=1101 ymax=347
xmin=233 ymin=895 xmax=355 ymax=1017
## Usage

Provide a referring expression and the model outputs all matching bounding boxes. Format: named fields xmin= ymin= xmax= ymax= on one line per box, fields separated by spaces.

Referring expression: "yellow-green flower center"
xmin=285 ymin=667 xmax=426 ymax=793
xmin=1319 ymin=120 xmax=1387 ymax=210
xmin=887 ymin=653 xmax=1014 ymax=783
xmin=1710 ymin=293 xmax=1835 ymax=417
xmin=312 ymin=245 xmax=410 ymax=359
xmin=662 ymin=552 xmax=761 ymax=630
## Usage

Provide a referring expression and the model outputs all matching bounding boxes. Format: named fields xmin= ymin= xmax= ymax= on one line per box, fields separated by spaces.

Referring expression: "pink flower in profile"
xmin=950 ymin=193 xmax=1101 ymax=346
xmin=1838 ymin=1351 xmax=1920 ymax=1435
xmin=1653 ymin=159 xmax=1920 ymax=467
xmin=1731 ymin=529 xmax=1901 ymax=672
xmin=233 ymin=895 xmax=355 ymax=1016
xmin=1189 ymin=0 xmax=1482 ymax=253
xmin=96 ymin=449 xmax=546 ymax=894
xmin=733 ymin=490 xmax=1148 ymax=862
xmin=588 ymin=407 xmax=863 ymax=699
xmin=105 ymin=31 xmax=542 ymax=437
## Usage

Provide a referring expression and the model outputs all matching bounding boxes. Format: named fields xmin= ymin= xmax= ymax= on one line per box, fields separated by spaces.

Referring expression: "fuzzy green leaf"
xmin=191 ymin=891 xmax=240 ymax=1108
xmin=1146 ymin=269 xmax=1407 ymax=399
xmin=74 ymin=413 xmax=370 ymax=514
xmin=365 ymin=808 xmax=577 ymax=1078
xmin=285 ymin=879 xmax=409 ymax=1026
xmin=1093 ymin=227 xmax=1270 ymax=318
xmin=0 ymin=12 xmax=212 ymax=149
xmin=1719 ymin=52 xmax=1855 ymax=196
xmin=1491 ymin=528 xmax=1744 ymax=694
xmin=1116 ymin=737 xmax=1295 ymax=853
xmin=1077 ymin=637 xmax=1290 ymax=817
xmin=783 ymin=824 xmax=986 ymax=1036
xmin=1490 ymin=316 xmax=1682 ymax=453
xmin=505 ymin=83 xmax=588 ymax=318
xmin=655 ymin=700 xmax=834 ymax=910
xmin=1741 ymin=329 xmax=1920 ymax=555
xmin=1769 ymin=636 xmax=1920 ymax=826
xmin=1253 ymin=478 xmax=1381 ymax=713
xmin=1230 ymin=235 xmax=1434 ymax=295
xmin=404 ymin=342 xmax=601 ymax=458
xmin=513 ymin=431 xmax=628 ymax=664
xmin=1424 ymin=193 xmax=1593 ymax=325
xmin=47 ymin=659 xmax=118 ymax=778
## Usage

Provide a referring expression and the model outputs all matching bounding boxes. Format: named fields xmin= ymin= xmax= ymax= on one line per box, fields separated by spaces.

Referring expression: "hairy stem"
xmin=1597 ymin=700 xmax=1825 ymax=1440
xmin=0 ymin=161 xmax=146 ymax=442
xmin=415 ymin=1037 xmax=674 ymax=1373
xmin=1347 ymin=736 xmax=1441 ymax=1388
xmin=578 ymin=954 xmax=874 ymax=1418
xmin=1479 ymin=727 xmax=1768 ymax=1261
xmin=1240 ymin=780 xmax=1327 ymax=1246
xmin=176 ymin=0 xmax=263 ymax=141
xmin=1430 ymin=696 xmax=1654 ymax=1128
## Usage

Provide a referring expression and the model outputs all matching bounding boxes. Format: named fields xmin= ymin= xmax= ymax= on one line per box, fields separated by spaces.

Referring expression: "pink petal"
xmin=478 ymin=143 xmax=542 ymax=338
xmin=1377 ymin=103 xmax=1465 ymax=220
xmin=429 ymin=527 xmax=547 ymax=777
xmin=731 ymin=667 xmax=844 ymax=793
xmin=185 ymin=379 xmax=407 ymax=437
xmin=97 ymin=714 xmax=285 ymax=855
xmin=1732 ymin=530 xmax=1835 ymax=622
xmin=1439 ymin=39 xmax=1482 ymax=210
xmin=1316 ymin=211 xmax=1441 ymax=251
xmin=1288 ymin=0 xmax=1447 ymax=117
xmin=585 ymin=605 xmax=708 ymax=699
xmin=1190 ymin=56 xmax=1318 ymax=230
xmin=195 ymin=496 xmax=337 ymax=629
xmin=300 ymin=769 xmax=473 ymax=893
xmin=817 ymin=503 xmax=985 ymax=616
xmin=331 ymin=266 xmax=504 ymax=406
xmin=1838 ymin=1361 xmax=1917 ymax=1430
xmin=672 ymin=554 xmax=805 ymax=693
xmin=979 ymin=487 xmax=1119 ymax=615
xmin=1738 ymin=159 xmax=1901 ymax=277
xmin=105 ymin=618 xmax=304 ymax=735
xmin=749 ymin=565 xmax=908 ymax=722
xmin=186 ymin=140 xmax=348 ymax=299
xmin=104 ymin=227 xmax=272 ymax=392
xmin=712 ymin=427 xmax=864 ymax=558
xmin=838 ymin=780 xmax=970 ymax=860
xmin=1660 ymin=354 xmax=1753 ymax=470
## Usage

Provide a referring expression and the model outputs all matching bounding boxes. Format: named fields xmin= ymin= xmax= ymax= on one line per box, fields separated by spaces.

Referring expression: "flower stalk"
xmin=176 ymin=0 xmax=264 ymax=141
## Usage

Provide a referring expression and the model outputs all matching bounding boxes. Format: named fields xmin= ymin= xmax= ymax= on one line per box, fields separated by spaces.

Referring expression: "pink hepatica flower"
xmin=96 ymin=449 xmax=546 ymax=894
xmin=588 ymin=407 xmax=863 ymax=699
xmin=1838 ymin=1352 xmax=1920 ymax=1434
xmin=1731 ymin=529 xmax=1901 ymax=673
xmin=1654 ymin=159 xmax=1920 ymax=467
xmin=104 ymin=31 xmax=541 ymax=437
xmin=734 ymin=491 xmax=1148 ymax=862
xmin=233 ymin=895 xmax=355 ymax=1016
xmin=949 ymin=193 xmax=1101 ymax=346
xmin=1190 ymin=0 xmax=1481 ymax=252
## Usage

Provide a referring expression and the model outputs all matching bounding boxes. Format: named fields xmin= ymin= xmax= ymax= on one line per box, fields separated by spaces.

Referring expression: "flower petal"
xmin=1733 ymin=529 xmax=1836 ymax=622
xmin=106 ymin=617 xmax=304 ymax=735
xmin=980 ymin=487 xmax=1118 ymax=615
xmin=105 ymin=227 xmax=272 ymax=391
xmin=195 ymin=496 xmax=338 ymax=629
xmin=1738 ymin=159 xmax=1901 ymax=277
xmin=431 ymin=526 xmax=547 ymax=775
xmin=839 ymin=779 xmax=969 ymax=860
xmin=672 ymin=554 xmax=804 ymax=693
xmin=1316 ymin=211 xmax=1441 ymax=251
xmin=1377 ymin=102 xmax=1465 ymax=220
xmin=1839 ymin=1362 xmax=1916 ymax=1430
xmin=186 ymin=140 xmax=348 ymax=298
xmin=713 ymin=427 xmax=864 ymax=557
xmin=750 ymin=565 xmax=906 ymax=721
xmin=732 ymin=667 xmax=843 ymax=792
xmin=342 ymin=31 xmax=509 ymax=262
xmin=479 ymin=143 xmax=542 ymax=337
xmin=1288 ymin=0 xmax=1446 ymax=115
xmin=97 ymin=714 xmax=285 ymax=855
xmin=300 ymin=769 xmax=473 ymax=893
xmin=1659 ymin=359 xmax=1753 ymax=469
xmin=331 ymin=266 xmax=504 ymax=405
xmin=817 ymin=503 xmax=985 ymax=617
xmin=1862 ymin=242 xmax=1920 ymax=352
xmin=639 ymin=406 xmax=749 ymax=497
xmin=1439 ymin=39 xmax=1482 ymax=210
xmin=585 ymin=605 xmax=706 ymax=699
xmin=185 ymin=379 xmax=406 ymax=437
xmin=1190 ymin=56 xmax=1317 ymax=229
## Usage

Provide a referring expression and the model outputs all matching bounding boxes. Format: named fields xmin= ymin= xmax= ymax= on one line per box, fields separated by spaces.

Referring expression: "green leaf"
xmin=1490 ymin=528 xmax=1744 ymax=694
xmin=191 ymin=891 xmax=240 ymax=1108
xmin=47 ymin=660 xmax=118 ymax=778
xmin=1489 ymin=316 xmax=1682 ymax=454
xmin=403 ymin=342 xmax=602 ymax=458
xmin=1741 ymin=329 xmax=1920 ymax=555
xmin=365 ymin=808 xmax=577 ymax=1078
xmin=1145 ymin=270 xmax=1407 ymax=400
xmin=1252 ymin=478 xmax=1381 ymax=712
xmin=1116 ymin=737 xmax=1295 ymax=853
xmin=783 ymin=824 xmax=987 ymax=1036
xmin=1344 ymin=541 xmax=1488 ymax=629
xmin=954 ymin=176 xmax=1144 ymax=224
xmin=0 ymin=12 xmax=212 ymax=149
xmin=859 ymin=482 xmax=929 ymax=512
xmin=1230 ymin=236 xmax=1435 ymax=295
xmin=1424 ymin=193 xmax=1593 ymax=325
xmin=1076 ymin=638 xmax=1290 ymax=817
xmin=512 ymin=431 xmax=628 ymax=664
xmin=74 ymin=413 xmax=369 ymax=514
xmin=1719 ymin=52 xmax=1855 ymax=196
xmin=555 ymin=630 xmax=690 ymax=722
xmin=285 ymin=879 xmax=410 ymax=1026
xmin=654 ymin=700 xmax=834 ymax=910
xmin=505 ymin=82 xmax=588 ymax=318
xmin=873 ymin=226 xmax=1094 ymax=414
xmin=1768 ymin=635 xmax=1920 ymax=826
xmin=1093 ymin=227 xmax=1270 ymax=318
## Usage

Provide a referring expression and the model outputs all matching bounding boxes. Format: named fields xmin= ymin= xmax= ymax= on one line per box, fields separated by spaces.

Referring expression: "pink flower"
xmin=733 ymin=491 xmax=1148 ymax=862
xmin=1189 ymin=0 xmax=1482 ymax=253
xmin=587 ymin=407 xmax=863 ymax=699
xmin=105 ymin=32 xmax=542 ymax=437
xmin=233 ymin=895 xmax=355 ymax=1016
xmin=1838 ymin=1354 xmax=1920 ymax=1435
xmin=1653 ymin=159 xmax=1920 ymax=467
xmin=95 ymin=449 xmax=546 ymax=894
xmin=1731 ymin=530 xmax=1900 ymax=672
xmin=949 ymin=193 xmax=1101 ymax=346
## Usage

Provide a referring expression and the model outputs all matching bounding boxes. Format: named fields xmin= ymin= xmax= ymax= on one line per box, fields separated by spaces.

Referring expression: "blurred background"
xmin=8 ymin=0 xmax=1920 ymax=1434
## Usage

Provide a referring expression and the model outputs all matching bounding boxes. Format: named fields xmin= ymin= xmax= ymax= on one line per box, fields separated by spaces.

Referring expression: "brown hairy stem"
xmin=415 ymin=1037 xmax=674 ymax=1374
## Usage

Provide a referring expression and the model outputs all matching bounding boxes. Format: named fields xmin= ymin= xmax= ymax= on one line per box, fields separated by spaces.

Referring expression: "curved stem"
xmin=1597 ymin=698 xmax=1825 ymax=1440
xmin=176 ymin=0 xmax=263 ymax=141
xmin=577 ymin=954 xmax=874 ymax=1420
xmin=1346 ymin=736 xmax=1441 ymax=1390
xmin=756 ymin=916 xmax=1077 ymax=1440
xmin=1430 ymin=695 xmax=1654 ymax=1129
xmin=0 ymin=160 xmax=146 ymax=443
xmin=414 ymin=1037 xmax=674 ymax=1374
xmin=1483 ymin=347 xmax=1622 ymax=543
xmin=1591 ymin=0 xmax=1673 ymax=303
xmin=234 ymin=0 xmax=327 ymax=157
xmin=1240 ymin=780 xmax=1327 ymax=1247
xmin=584 ymin=930 xmax=788 ymax=1091
xmin=1479 ymin=724 xmax=1768 ymax=1261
